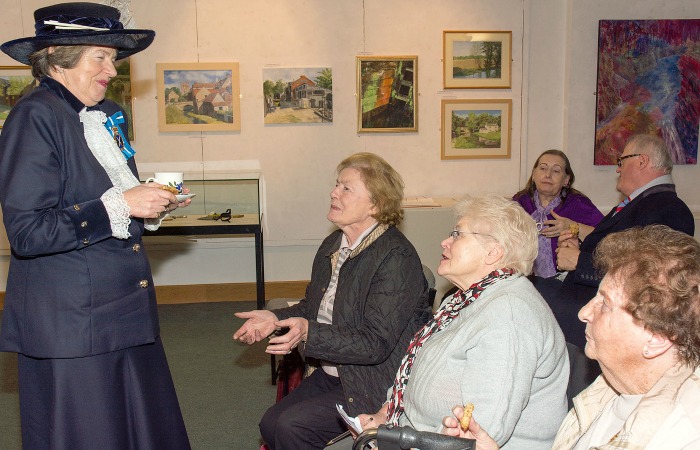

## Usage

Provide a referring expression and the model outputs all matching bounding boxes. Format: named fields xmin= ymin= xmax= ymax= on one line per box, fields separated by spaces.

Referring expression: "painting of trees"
xmin=441 ymin=99 xmax=511 ymax=159
xmin=443 ymin=31 xmax=511 ymax=89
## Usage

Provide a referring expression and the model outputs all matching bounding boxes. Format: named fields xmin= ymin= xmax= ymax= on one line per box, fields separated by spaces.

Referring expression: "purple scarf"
xmin=532 ymin=191 xmax=560 ymax=277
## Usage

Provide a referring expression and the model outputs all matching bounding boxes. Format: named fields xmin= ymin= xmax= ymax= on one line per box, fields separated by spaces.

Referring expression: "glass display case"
xmin=179 ymin=172 xmax=261 ymax=218
xmin=142 ymin=168 xmax=265 ymax=309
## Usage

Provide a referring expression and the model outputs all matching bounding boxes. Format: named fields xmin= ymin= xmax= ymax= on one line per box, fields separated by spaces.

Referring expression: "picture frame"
xmin=262 ymin=67 xmax=333 ymax=124
xmin=441 ymin=99 xmax=512 ymax=160
xmin=156 ymin=62 xmax=241 ymax=132
xmin=594 ymin=19 xmax=700 ymax=165
xmin=105 ymin=58 xmax=134 ymax=141
xmin=443 ymin=31 xmax=512 ymax=89
xmin=357 ymin=56 xmax=417 ymax=132
xmin=0 ymin=65 xmax=36 ymax=129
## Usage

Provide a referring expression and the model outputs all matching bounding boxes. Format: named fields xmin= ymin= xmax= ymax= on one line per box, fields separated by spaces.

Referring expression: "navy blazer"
xmin=0 ymin=78 xmax=159 ymax=358
xmin=556 ymin=184 xmax=694 ymax=347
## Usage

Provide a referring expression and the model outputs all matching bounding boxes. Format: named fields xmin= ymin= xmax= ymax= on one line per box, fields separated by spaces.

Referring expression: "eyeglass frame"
xmin=448 ymin=230 xmax=492 ymax=240
xmin=616 ymin=153 xmax=642 ymax=168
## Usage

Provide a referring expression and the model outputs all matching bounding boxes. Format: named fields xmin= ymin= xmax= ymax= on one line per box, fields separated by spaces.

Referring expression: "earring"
xmin=643 ymin=349 xmax=649 ymax=356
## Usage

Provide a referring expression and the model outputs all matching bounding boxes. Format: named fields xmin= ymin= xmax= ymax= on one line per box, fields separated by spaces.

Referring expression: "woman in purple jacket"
xmin=513 ymin=150 xmax=603 ymax=280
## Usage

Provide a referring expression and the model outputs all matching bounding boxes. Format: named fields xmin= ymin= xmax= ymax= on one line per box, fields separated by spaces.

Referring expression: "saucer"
xmin=176 ymin=193 xmax=196 ymax=202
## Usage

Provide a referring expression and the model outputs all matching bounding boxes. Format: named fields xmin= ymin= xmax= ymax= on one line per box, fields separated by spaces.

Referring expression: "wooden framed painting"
xmin=156 ymin=62 xmax=241 ymax=132
xmin=357 ymin=56 xmax=417 ymax=132
xmin=0 ymin=66 xmax=36 ymax=129
xmin=441 ymin=99 xmax=512 ymax=160
xmin=105 ymin=58 xmax=134 ymax=141
xmin=262 ymin=67 xmax=333 ymax=124
xmin=443 ymin=31 xmax=512 ymax=89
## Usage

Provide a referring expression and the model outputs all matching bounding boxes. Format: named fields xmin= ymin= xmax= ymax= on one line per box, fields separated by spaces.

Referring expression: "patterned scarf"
xmin=385 ymin=267 xmax=516 ymax=425
xmin=532 ymin=190 xmax=561 ymax=278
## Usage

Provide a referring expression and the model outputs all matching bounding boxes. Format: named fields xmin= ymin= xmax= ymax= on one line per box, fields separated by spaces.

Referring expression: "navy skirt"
xmin=17 ymin=336 xmax=190 ymax=450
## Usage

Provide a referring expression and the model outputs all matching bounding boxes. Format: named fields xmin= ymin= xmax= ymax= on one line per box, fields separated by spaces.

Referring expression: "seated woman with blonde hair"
xmin=350 ymin=194 xmax=569 ymax=450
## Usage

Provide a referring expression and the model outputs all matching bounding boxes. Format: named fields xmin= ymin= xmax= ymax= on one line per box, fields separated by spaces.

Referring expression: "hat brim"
xmin=1 ymin=29 xmax=155 ymax=65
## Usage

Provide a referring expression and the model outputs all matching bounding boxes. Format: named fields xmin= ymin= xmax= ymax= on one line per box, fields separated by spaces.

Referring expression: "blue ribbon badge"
xmin=104 ymin=112 xmax=135 ymax=160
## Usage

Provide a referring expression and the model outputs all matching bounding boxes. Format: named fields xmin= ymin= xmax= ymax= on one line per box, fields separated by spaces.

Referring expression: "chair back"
xmin=421 ymin=264 xmax=437 ymax=302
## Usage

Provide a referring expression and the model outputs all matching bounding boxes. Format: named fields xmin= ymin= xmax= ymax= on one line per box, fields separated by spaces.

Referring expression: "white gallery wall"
xmin=0 ymin=0 xmax=698 ymax=295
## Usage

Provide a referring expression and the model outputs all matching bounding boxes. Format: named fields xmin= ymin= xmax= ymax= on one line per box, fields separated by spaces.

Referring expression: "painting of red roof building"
xmin=157 ymin=62 xmax=241 ymax=132
xmin=263 ymin=67 xmax=333 ymax=124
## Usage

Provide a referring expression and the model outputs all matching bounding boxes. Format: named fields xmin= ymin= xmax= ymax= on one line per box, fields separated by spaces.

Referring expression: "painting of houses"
xmin=441 ymin=99 xmax=511 ymax=159
xmin=263 ymin=67 xmax=333 ymax=124
xmin=450 ymin=108 xmax=502 ymax=149
xmin=157 ymin=62 xmax=241 ymax=132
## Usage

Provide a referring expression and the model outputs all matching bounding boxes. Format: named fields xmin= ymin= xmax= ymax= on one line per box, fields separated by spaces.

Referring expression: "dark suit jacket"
xmin=0 ymin=78 xmax=159 ymax=358
xmin=555 ymin=184 xmax=695 ymax=347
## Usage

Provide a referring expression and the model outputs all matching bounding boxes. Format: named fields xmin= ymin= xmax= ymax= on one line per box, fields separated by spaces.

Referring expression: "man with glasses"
xmin=553 ymin=134 xmax=694 ymax=399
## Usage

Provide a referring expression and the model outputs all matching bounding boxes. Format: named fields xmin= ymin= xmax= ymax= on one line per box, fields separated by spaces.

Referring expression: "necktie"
xmin=614 ymin=196 xmax=631 ymax=215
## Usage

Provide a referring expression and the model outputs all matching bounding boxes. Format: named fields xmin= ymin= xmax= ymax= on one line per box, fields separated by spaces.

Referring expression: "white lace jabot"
xmin=79 ymin=108 xmax=160 ymax=237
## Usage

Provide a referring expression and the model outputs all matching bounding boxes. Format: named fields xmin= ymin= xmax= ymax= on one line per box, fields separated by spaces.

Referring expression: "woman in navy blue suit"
xmin=0 ymin=3 xmax=190 ymax=449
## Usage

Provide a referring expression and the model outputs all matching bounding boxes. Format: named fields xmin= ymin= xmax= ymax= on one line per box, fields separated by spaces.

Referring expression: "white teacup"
xmin=146 ymin=172 xmax=184 ymax=190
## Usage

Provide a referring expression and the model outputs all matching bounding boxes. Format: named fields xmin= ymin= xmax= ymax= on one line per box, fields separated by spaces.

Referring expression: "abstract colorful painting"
xmin=595 ymin=20 xmax=700 ymax=165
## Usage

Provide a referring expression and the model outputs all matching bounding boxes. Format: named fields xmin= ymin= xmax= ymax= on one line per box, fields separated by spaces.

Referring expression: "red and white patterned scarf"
xmin=385 ymin=267 xmax=516 ymax=425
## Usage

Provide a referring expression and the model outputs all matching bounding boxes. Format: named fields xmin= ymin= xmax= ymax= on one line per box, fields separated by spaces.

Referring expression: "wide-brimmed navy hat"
xmin=1 ymin=2 xmax=155 ymax=65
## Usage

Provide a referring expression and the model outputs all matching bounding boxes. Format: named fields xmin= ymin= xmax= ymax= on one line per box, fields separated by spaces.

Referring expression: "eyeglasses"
xmin=616 ymin=153 xmax=642 ymax=167
xmin=448 ymin=230 xmax=491 ymax=240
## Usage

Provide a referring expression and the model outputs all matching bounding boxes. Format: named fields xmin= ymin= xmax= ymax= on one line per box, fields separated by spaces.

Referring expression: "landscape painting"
xmin=441 ymin=99 xmax=511 ymax=160
xmin=443 ymin=31 xmax=511 ymax=89
xmin=156 ymin=62 xmax=241 ymax=132
xmin=262 ymin=67 xmax=332 ymax=124
xmin=357 ymin=56 xmax=417 ymax=132
xmin=595 ymin=19 xmax=700 ymax=165
xmin=104 ymin=58 xmax=134 ymax=141
xmin=0 ymin=66 xmax=35 ymax=129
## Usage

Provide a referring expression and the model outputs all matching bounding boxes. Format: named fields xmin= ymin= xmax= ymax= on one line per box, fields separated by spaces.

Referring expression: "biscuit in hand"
xmin=568 ymin=222 xmax=579 ymax=236
xmin=460 ymin=403 xmax=474 ymax=432
xmin=160 ymin=184 xmax=179 ymax=195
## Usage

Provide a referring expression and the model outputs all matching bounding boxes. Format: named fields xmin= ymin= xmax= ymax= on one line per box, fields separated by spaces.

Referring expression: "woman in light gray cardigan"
xmin=357 ymin=194 xmax=569 ymax=450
